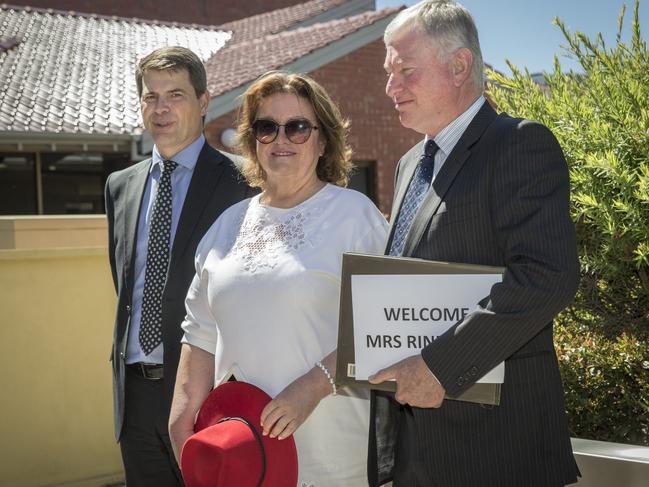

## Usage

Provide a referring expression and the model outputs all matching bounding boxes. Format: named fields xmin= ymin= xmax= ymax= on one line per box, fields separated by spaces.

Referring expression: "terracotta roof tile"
xmin=0 ymin=2 xmax=396 ymax=137
xmin=0 ymin=5 xmax=229 ymax=135
xmin=206 ymin=7 xmax=398 ymax=97
xmin=219 ymin=0 xmax=350 ymax=42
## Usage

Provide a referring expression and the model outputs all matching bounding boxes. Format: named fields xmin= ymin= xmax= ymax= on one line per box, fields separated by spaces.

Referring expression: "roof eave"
xmin=0 ymin=131 xmax=139 ymax=153
xmin=287 ymin=0 xmax=375 ymax=31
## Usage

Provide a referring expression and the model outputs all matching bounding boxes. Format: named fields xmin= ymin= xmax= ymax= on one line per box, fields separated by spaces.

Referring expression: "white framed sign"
xmin=351 ymin=274 xmax=504 ymax=382
xmin=335 ymin=253 xmax=505 ymax=405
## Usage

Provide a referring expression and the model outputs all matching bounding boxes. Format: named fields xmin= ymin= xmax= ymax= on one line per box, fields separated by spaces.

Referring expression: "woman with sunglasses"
xmin=170 ymin=71 xmax=388 ymax=486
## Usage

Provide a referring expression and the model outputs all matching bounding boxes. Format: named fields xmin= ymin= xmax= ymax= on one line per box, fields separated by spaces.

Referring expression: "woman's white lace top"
xmin=181 ymin=184 xmax=388 ymax=486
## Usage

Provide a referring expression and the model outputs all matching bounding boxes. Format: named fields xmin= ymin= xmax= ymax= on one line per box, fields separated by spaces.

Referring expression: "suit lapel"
xmin=402 ymin=102 xmax=498 ymax=256
xmin=170 ymin=143 xmax=226 ymax=265
xmin=123 ymin=161 xmax=150 ymax=292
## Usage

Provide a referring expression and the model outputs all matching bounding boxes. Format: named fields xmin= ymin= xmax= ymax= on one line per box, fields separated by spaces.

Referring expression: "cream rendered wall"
xmin=0 ymin=216 xmax=123 ymax=487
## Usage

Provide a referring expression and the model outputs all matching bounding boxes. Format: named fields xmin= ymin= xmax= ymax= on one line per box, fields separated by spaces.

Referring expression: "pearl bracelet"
xmin=315 ymin=361 xmax=337 ymax=396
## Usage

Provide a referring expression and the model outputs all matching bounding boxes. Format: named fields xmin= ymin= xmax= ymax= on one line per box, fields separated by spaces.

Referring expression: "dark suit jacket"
xmin=369 ymin=102 xmax=580 ymax=487
xmin=105 ymin=142 xmax=252 ymax=440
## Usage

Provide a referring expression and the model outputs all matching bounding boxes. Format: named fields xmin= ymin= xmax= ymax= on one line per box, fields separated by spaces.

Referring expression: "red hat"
xmin=180 ymin=381 xmax=298 ymax=487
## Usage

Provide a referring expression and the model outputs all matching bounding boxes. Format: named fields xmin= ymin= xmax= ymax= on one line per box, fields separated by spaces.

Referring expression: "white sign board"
xmin=351 ymin=274 xmax=504 ymax=383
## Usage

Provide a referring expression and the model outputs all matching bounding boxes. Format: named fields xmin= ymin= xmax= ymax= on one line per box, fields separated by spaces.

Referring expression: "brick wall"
xmin=204 ymin=39 xmax=421 ymax=215
xmin=7 ymin=0 xmax=305 ymax=25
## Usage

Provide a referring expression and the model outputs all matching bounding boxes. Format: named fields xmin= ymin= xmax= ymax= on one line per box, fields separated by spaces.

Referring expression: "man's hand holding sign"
xmin=369 ymin=354 xmax=446 ymax=408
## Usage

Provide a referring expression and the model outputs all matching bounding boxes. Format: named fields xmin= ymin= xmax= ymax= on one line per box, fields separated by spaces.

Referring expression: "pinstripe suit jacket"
xmin=105 ymin=143 xmax=252 ymax=441
xmin=368 ymin=102 xmax=580 ymax=487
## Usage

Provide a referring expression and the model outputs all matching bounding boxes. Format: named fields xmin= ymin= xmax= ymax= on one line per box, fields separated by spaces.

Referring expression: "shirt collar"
xmin=426 ymin=95 xmax=485 ymax=156
xmin=151 ymin=134 xmax=205 ymax=173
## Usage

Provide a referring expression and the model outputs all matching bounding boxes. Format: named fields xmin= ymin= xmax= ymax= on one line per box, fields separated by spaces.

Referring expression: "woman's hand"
xmin=260 ymin=352 xmax=337 ymax=440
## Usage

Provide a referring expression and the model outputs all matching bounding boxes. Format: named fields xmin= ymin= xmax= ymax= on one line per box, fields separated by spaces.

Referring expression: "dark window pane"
xmin=349 ymin=160 xmax=376 ymax=204
xmin=0 ymin=153 xmax=37 ymax=215
xmin=41 ymin=152 xmax=107 ymax=214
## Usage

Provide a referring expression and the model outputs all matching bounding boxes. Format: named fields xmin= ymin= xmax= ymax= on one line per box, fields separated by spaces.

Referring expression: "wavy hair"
xmin=237 ymin=71 xmax=353 ymax=189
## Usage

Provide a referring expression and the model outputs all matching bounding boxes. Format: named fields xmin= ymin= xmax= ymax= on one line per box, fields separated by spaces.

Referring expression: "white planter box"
xmin=572 ymin=438 xmax=649 ymax=487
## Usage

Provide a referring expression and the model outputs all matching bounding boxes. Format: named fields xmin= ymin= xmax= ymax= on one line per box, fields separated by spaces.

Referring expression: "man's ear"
xmin=452 ymin=48 xmax=473 ymax=86
xmin=199 ymin=90 xmax=210 ymax=116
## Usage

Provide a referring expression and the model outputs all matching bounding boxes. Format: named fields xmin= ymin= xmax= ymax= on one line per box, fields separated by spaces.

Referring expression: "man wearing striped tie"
xmin=368 ymin=2 xmax=580 ymax=486
xmin=105 ymin=47 xmax=251 ymax=486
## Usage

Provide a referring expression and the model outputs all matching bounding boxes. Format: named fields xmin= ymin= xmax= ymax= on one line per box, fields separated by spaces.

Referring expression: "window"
xmin=0 ymin=150 xmax=132 ymax=215
xmin=0 ymin=153 xmax=37 ymax=215
xmin=41 ymin=153 xmax=106 ymax=214
xmin=348 ymin=160 xmax=376 ymax=203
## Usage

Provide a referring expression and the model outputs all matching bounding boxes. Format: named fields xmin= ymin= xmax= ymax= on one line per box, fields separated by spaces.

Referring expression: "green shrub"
xmin=555 ymin=313 xmax=649 ymax=445
xmin=487 ymin=0 xmax=649 ymax=445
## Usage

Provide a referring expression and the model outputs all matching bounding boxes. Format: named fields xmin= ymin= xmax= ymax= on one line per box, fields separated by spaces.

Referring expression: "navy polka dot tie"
xmin=389 ymin=140 xmax=439 ymax=256
xmin=139 ymin=160 xmax=178 ymax=356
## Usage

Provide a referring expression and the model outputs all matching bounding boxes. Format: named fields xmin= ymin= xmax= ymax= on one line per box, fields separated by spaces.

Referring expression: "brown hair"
xmin=237 ymin=71 xmax=353 ymax=189
xmin=135 ymin=46 xmax=207 ymax=98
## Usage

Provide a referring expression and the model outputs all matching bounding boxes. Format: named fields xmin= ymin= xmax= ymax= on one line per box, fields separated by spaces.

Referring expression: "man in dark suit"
xmin=368 ymin=2 xmax=580 ymax=486
xmin=105 ymin=47 xmax=250 ymax=486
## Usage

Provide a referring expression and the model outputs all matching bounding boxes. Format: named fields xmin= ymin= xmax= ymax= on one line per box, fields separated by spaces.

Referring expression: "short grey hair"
xmin=384 ymin=0 xmax=484 ymax=91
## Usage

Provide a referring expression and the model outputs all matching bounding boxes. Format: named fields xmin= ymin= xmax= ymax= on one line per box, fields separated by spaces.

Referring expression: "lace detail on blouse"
xmin=230 ymin=204 xmax=311 ymax=273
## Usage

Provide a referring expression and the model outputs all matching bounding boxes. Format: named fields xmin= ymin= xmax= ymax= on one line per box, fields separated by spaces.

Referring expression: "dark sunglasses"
xmin=251 ymin=118 xmax=319 ymax=144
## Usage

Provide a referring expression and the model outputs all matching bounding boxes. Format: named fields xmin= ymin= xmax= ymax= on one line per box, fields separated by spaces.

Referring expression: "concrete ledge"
xmin=572 ymin=438 xmax=649 ymax=486
xmin=0 ymin=246 xmax=107 ymax=260
xmin=0 ymin=215 xmax=107 ymax=250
